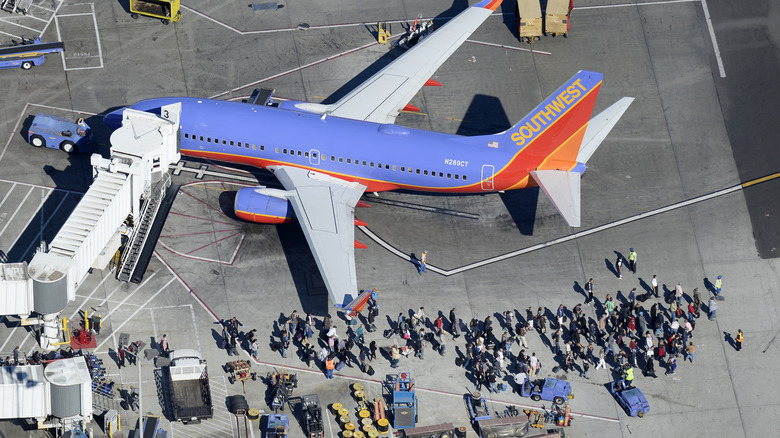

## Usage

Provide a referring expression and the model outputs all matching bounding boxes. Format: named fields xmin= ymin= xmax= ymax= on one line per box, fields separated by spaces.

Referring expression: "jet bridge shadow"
xmin=322 ymin=0 xmax=469 ymax=105
xmin=5 ymin=114 xmax=111 ymax=264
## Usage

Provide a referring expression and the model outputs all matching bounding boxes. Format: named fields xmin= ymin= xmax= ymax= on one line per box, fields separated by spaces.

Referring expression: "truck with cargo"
xmin=515 ymin=0 xmax=543 ymax=43
xmin=164 ymin=349 xmax=213 ymax=424
xmin=544 ymin=0 xmax=572 ymax=37
xmin=0 ymin=37 xmax=64 ymax=70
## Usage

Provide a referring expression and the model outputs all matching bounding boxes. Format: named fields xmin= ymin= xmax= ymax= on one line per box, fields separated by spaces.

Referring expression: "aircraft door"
xmin=309 ymin=149 xmax=320 ymax=165
xmin=481 ymin=164 xmax=495 ymax=190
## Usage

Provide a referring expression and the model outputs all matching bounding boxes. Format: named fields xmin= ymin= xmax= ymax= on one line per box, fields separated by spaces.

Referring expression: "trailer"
xmin=544 ymin=0 xmax=572 ymax=37
xmin=28 ymin=113 xmax=92 ymax=153
xmin=515 ymin=0 xmax=543 ymax=43
xmin=164 ymin=349 xmax=213 ymax=424
xmin=0 ymin=37 xmax=64 ymax=70
xmin=466 ymin=392 xmax=529 ymax=437
xmin=129 ymin=0 xmax=181 ymax=24
xmin=301 ymin=394 xmax=324 ymax=438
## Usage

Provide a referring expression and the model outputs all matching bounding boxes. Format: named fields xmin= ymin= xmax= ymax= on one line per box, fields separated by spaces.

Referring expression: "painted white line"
xmin=96 ymin=277 xmax=178 ymax=350
xmin=8 ymin=187 xmax=52 ymax=251
xmin=90 ymin=3 xmax=103 ymax=69
xmin=700 ymin=0 xmax=726 ymax=78
xmin=101 ymin=271 xmax=160 ymax=322
xmin=0 ymin=18 xmax=41 ymax=32
xmin=31 ymin=3 xmax=55 ymax=13
xmin=157 ymin=234 xmax=245 ymax=265
xmin=19 ymin=192 xmax=76 ymax=260
xmin=0 ymin=186 xmax=35 ymax=238
xmin=55 ymin=12 xmax=94 ymax=17
xmin=0 ymin=30 xmax=22 ymax=39
xmin=0 ymin=182 xmax=17 ymax=210
xmin=38 ymin=0 xmax=65 ymax=38
xmin=73 ymin=294 xmax=141 ymax=308
xmin=360 ymin=183 xmax=743 ymax=276
xmin=466 ymin=39 xmax=552 ymax=55
xmin=577 ymin=0 xmax=695 ymax=10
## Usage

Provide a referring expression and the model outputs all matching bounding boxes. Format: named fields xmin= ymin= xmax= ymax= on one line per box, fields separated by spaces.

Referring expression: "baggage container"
xmin=515 ymin=0 xmax=543 ymax=43
xmin=544 ymin=0 xmax=572 ymax=37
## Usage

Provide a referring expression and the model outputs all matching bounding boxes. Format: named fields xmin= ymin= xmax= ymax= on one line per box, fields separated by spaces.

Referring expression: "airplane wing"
xmin=269 ymin=165 xmax=367 ymax=308
xmin=324 ymin=0 xmax=503 ymax=123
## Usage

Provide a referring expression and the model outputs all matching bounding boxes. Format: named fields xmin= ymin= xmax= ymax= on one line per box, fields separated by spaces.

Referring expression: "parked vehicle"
xmin=163 ymin=349 xmax=213 ymax=424
xmin=27 ymin=113 xmax=92 ymax=153
xmin=518 ymin=377 xmax=573 ymax=405
xmin=609 ymin=380 xmax=649 ymax=417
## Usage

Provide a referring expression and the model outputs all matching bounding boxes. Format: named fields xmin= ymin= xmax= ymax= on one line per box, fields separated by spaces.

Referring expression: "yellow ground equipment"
xmin=515 ymin=0 xmax=543 ymax=43
xmin=129 ymin=0 xmax=181 ymax=24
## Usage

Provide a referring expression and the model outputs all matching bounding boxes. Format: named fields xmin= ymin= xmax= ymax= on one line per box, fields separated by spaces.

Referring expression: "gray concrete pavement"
xmin=0 ymin=0 xmax=779 ymax=437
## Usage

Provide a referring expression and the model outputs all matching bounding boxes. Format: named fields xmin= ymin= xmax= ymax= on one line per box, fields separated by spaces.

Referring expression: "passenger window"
xmin=275 ymin=147 xmax=280 ymax=153
xmin=230 ymin=141 xmax=234 ymax=146
xmin=260 ymin=145 xmax=265 ymax=151
xmin=439 ymin=172 xmax=443 ymax=177
xmin=362 ymin=161 xmax=367 ymax=166
xmin=283 ymin=149 xmax=287 ymax=154
xmin=385 ymin=164 xmax=390 ymax=170
xmin=339 ymin=157 xmax=344 ymax=163
xmin=400 ymin=166 xmax=405 ymax=172
xmin=424 ymin=170 xmax=428 ymax=175
xmin=245 ymin=143 xmax=249 ymax=149
xmin=463 ymin=175 xmax=467 ymax=181
xmin=331 ymin=156 xmax=335 ymax=162
xmin=290 ymin=149 xmax=295 ymax=155
xmin=416 ymin=169 xmax=420 ymax=174
xmin=184 ymin=133 xmax=189 ymax=139
xmin=237 ymin=142 xmax=242 ymax=147
xmin=377 ymin=162 xmax=382 ymax=168
xmin=297 ymin=151 xmax=302 ymax=156
xmin=455 ymin=174 xmax=460 ymax=180
xmin=392 ymin=165 xmax=397 ymax=171
xmin=408 ymin=168 xmax=413 ymax=173
xmin=252 ymin=144 xmax=257 ymax=150
xmin=347 ymin=158 xmax=352 ymax=164
xmin=199 ymin=136 xmax=204 ymax=141
xmin=447 ymin=173 xmax=451 ymax=178
xmin=222 ymin=140 xmax=227 ymax=145
xmin=304 ymin=152 xmax=309 ymax=157
xmin=370 ymin=162 xmax=374 ymax=167
xmin=215 ymin=138 xmax=219 ymax=143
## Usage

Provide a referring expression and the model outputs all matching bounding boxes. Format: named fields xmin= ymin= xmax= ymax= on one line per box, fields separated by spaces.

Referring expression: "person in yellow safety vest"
xmin=623 ymin=367 xmax=634 ymax=388
xmin=715 ymin=275 xmax=723 ymax=297
xmin=735 ymin=330 xmax=743 ymax=352
xmin=628 ymin=248 xmax=638 ymax=273
xmin=325 ymin=356 xmax=335 ymax=379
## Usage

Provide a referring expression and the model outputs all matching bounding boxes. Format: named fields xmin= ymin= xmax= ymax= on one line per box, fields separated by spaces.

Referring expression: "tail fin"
xmin=498 ymin=71 xmax=632 ymax=227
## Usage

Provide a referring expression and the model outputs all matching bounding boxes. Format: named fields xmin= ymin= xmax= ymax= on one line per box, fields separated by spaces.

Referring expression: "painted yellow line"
xmin=401 ymin=110 xmax=429 ymax=116
xmin=446 ymin=117 xmax=464 ymax=122
xmin=741 ymin=172 xmax=780 ymax=188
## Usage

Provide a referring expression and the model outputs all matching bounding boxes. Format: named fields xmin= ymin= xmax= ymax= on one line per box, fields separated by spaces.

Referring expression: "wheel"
xmin=60 ymin=141 xmax=76 ymax=153
xmin=228 ymin=375 xmax=235 ymax=384
xmin=162 ymin=19 xmax=170 ymax=25
xmin=531 ymin=394 xmax=541 ymax=402
xmin=563 ymin=33 xmax=568 ymax=38
xmin=21 ymin=61 xmax=33 ymax=70
xmin=223 ymin=364 xmax=229 ymax=373
xmin=553 ymin=396 xmax=565 ymax=405
xmin=131 ymin=13 xmax=139 ymax=19
xmin=251 ymin=373 xmax=257 ymax=381
xmin=30 ymin=135 xmax=45 ymax=148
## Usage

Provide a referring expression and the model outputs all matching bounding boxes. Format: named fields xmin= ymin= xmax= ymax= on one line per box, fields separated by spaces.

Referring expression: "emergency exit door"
xmin=481 ymin=164 xmax=494 ymax=190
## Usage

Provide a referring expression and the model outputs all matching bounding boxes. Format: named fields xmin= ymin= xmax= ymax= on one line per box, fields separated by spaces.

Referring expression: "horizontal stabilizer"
xmin=531 ymin=170 xmax=581 ymax=227
xmin=577 ymin=97 xmax=634 ymax=164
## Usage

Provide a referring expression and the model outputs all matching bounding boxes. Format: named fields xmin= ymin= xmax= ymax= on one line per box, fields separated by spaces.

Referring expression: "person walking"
xmin=644 ymin=357 xmax=657 ymax=378
xmin=651 ymin=274 xmax=659 ymax=298
xmin=584 ymin=278 xmax=594 ymax=304
xmin=685 ymin=342 xmax=696 ymax=362
xmin=615 ymin=255 xmax=623 ymax=279
xmin=595 ymin=349 xmax=606 ymax=370
xmin=708 ymin=296 xmax=718 ymax=320
xmin=449 ymin=308 xmax=459 ymax=338
xmin=250 ymin=339 xmax=259 ymax=359
xmin=736 ymin=330 xmax=743 ymax=351
xmin=628 ymin=248 xmax=637 ymax=273
xmin=390 ymin=345 xmax=400 ymax=368
xmin=714 ymin=275 xmax=723 ymax=297
xmin=675 ymin=283 xmax=684 ymax=306
xmin=417 ymin=251 xmax=428 ymax=274
xmin=325 ymin=355 xmax=335 ymax=379
xmin=129 ymin=386 xmax=140 ymax=411
xmin=518 ymin=325 xmax=529 ymax=349
xmin=118 ymin=345 xmax=127 ymax=368
xmin=504 ymin=310 xmax=514 ymax=335
xmin=160 ymin=334 xmax=170 ymax=356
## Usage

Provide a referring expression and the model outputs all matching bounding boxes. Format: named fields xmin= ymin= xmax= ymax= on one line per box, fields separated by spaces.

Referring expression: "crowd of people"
xmin=216 ymin=250 xmax=733 ymax=398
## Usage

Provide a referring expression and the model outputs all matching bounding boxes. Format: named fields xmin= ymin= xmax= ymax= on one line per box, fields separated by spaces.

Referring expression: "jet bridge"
xmin=0 ymin=103 xmax=182 ymax=349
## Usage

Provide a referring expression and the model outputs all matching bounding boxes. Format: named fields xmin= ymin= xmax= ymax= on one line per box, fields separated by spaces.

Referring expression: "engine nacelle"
xmin=234 ymin=187 xmax=293 ymax=224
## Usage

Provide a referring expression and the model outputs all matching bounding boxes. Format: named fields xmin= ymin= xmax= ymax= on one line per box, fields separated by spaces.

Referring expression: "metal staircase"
xmin=117 ymin=173 xmax=171 ymax=282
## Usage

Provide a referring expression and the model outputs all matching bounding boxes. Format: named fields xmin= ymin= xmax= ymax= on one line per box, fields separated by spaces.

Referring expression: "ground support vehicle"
xmin=515 ymin=0 xmax=543 ymax=43
xmin=27 ymin=113 xmax=92 ymax=153
xmin=163 ymin=349 xmax=213 ymax=424
xmin=301 ymin=394 xmax=324 ymax=438
xmin=518 ymin=377 xmax=573 ymax=405
xmin=0 ymin=37 xmax=63 ymax=70
xmin=267 ymin=371 xmax=297 ymax=412
xmin=465 ymin=391 xmax=529 ymax=437
xmin=224 ymin=359 xmax=257 ymax=391
xmin=265 ymin=413 xmax=289 ymax=438
xmin=543 ymin=0 xmax=572 ymax=37
xmin=388 ymin=372 xmax=417 ymax=429
xmin=129 ymin=0 xmax=181 ymax=24
xmin=608 ymin=380 xmax=649 ymax=417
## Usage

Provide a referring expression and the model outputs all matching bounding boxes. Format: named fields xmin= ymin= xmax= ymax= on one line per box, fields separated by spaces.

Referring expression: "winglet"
xmin=474 ymin=0 xmax=503 ymax=11
xmin=531 ymin=170 xmax=581 ymax=227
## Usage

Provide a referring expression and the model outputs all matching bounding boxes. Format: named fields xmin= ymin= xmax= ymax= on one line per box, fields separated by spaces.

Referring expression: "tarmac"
xmin=1 ymin=0 xmax=779 ymax=437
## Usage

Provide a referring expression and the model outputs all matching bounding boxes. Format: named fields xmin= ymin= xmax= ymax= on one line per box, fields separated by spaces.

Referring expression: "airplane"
xmin=104 ymin=0 xmax=633 ymax=309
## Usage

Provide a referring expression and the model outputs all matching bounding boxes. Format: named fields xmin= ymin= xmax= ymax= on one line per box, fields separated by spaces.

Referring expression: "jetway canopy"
xmin=0 ymin=365 xmax=48 ymax=419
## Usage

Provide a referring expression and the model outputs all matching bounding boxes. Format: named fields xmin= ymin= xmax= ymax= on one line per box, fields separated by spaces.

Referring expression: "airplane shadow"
xmin=275 ymin=221 xmax=331 ymax=316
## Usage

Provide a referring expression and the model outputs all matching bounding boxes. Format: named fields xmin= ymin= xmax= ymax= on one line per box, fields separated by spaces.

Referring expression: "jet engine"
xmin=234 ymin=187 xmax=293 ymax=224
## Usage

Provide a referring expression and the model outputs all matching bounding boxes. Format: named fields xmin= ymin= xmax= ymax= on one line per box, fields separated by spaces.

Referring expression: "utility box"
xmin=515 ymin=0 xmax=543 ymax=43
xmin=544 ymin=0 xmax=572 ymax=37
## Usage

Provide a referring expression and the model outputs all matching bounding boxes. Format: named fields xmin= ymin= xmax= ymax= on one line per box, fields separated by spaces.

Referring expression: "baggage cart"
xmin=129 ymin=0 xmax=181 ymax=24
xmin=515 ymin=0 xmax=543 ymax=43
xmin=544 ymin=0 xmax=572 ymax=37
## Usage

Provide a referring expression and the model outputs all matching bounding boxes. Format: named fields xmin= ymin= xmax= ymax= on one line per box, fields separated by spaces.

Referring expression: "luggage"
xmin=335 ymin=361 xmax=347 ymax=371
xmin=552 ymin=365 xmax=561 ymax=373
xmin=383 ymin=329 xmax=394 ymax=339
